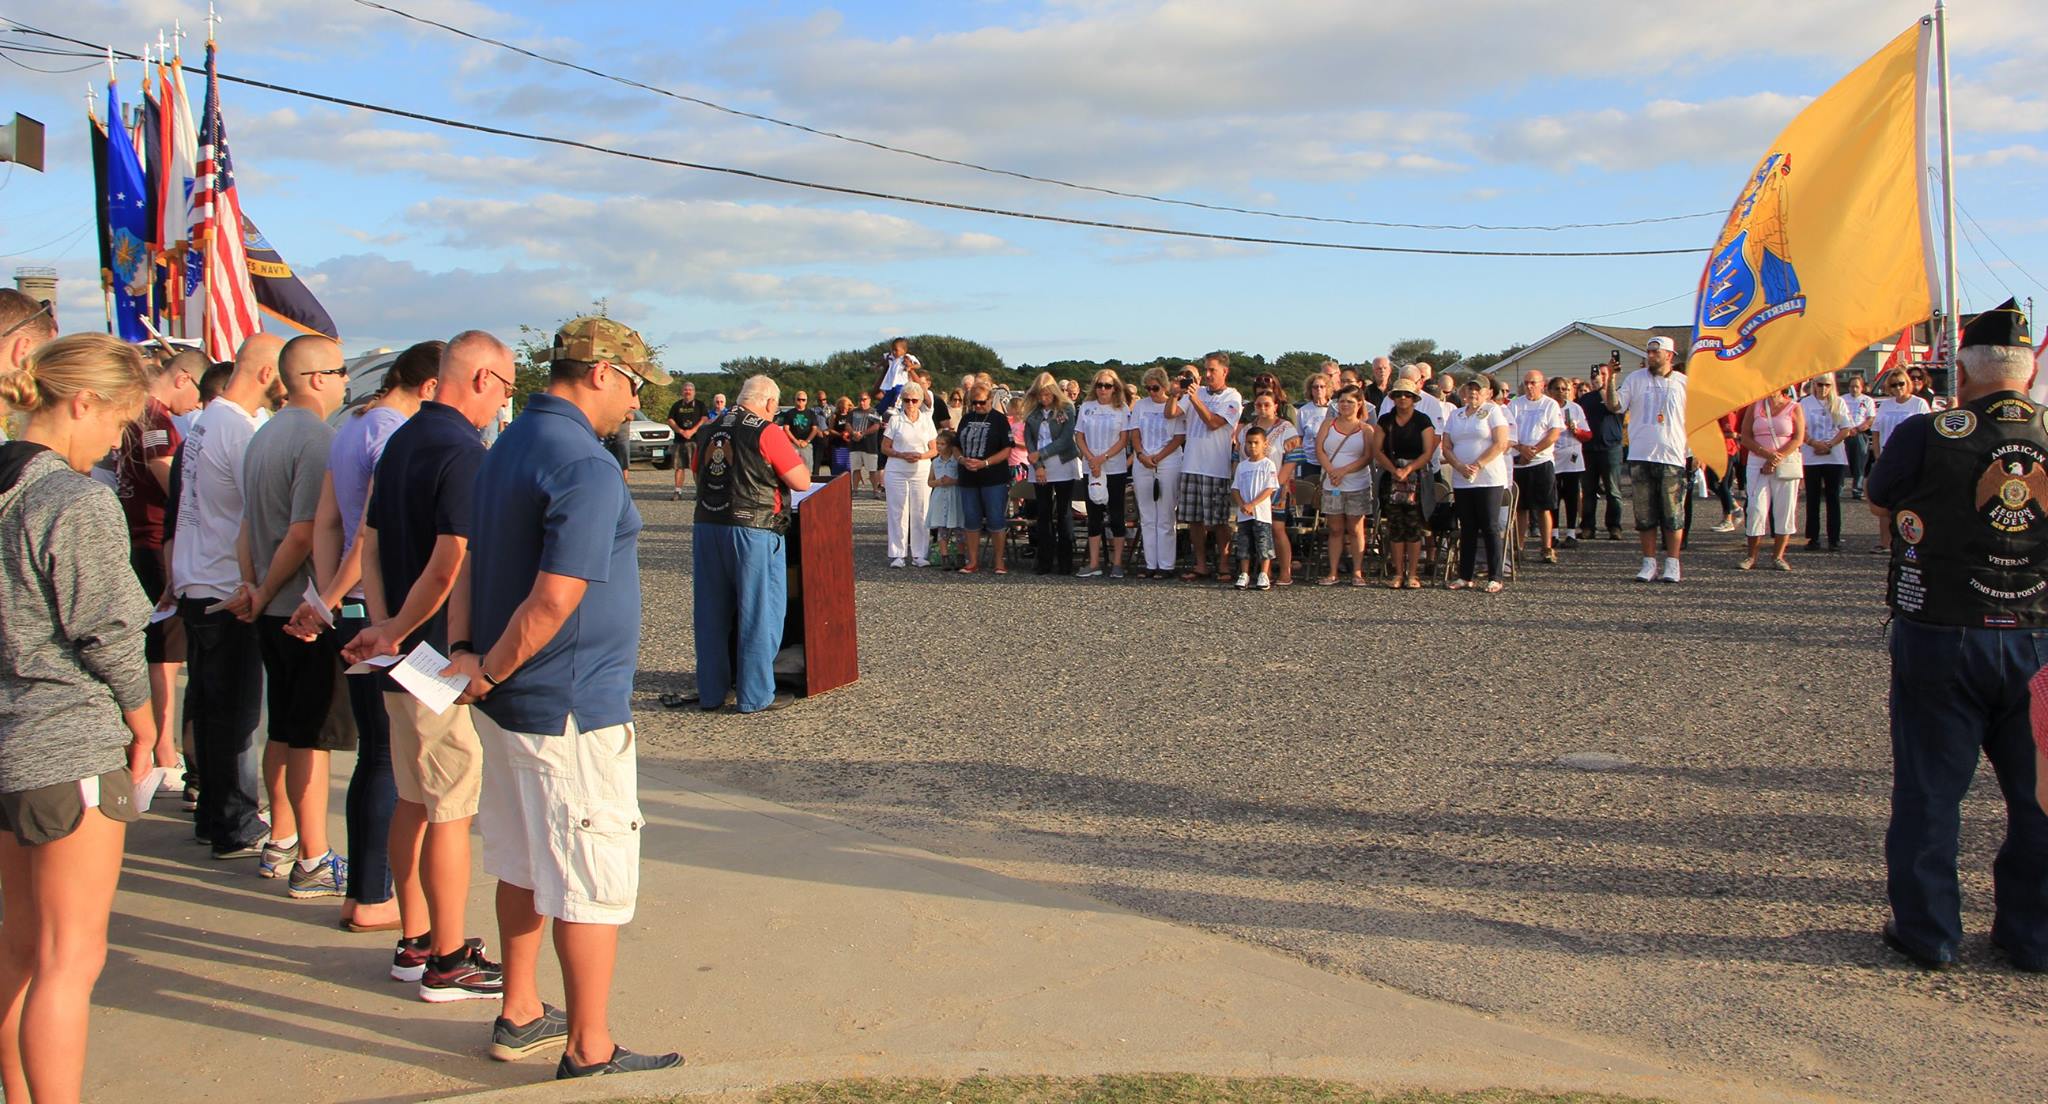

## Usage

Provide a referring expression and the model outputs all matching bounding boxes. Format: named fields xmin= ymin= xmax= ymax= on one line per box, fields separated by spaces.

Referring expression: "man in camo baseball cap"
xmin=547 ymin=316 xmax=652 ymax=375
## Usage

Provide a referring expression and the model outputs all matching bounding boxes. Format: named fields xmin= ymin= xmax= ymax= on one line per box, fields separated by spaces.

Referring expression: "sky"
xmin=3 ymin=0 xmax=2045 ymax=370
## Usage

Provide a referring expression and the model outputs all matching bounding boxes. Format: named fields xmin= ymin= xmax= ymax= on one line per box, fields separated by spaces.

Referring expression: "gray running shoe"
xmin=492 ymin=1004 xmax=568 ymax=1061
xmin=555 ymin=1046 xmax=684 ymax=1079
xmin=259 ymin=838 xmax=300 ymax=878
xmin=287 ymin=852 xmax=347 ymax=899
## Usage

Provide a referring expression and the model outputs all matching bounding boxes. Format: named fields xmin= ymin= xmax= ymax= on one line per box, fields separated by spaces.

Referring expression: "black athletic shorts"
xmin=1513 ymin=461 xmax=1559 ymax=513
xmin=0 ymin=768 xmax=138 ymax=846
xmin=129 ymin=546 xmax=183 ymax=664
xmin=255 ymin=616 xmax=357 ymax=752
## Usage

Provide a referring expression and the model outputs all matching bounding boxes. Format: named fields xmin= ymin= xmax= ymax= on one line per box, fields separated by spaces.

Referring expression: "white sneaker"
xmin=911 ymin=558 xmax=929 ymax=567
xmin=1635 ymin=557 xmax=1658 ymax=582
xmin=889 ymin=558 xmax=906 ymax=569
xmin=1234 ymin=572 xmax=1250 ymax=590
xmin=1255 ymin=571 xmax=1271 ymax=590
xmin=1660 ymin=557 xmax=1682 ymax=583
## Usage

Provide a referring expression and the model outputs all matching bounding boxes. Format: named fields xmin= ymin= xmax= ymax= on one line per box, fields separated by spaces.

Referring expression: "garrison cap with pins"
xmin=547 ymin=316 xmax=652 ymax=371
xmin=1960 ymin=297 xmax=2030 ymax=350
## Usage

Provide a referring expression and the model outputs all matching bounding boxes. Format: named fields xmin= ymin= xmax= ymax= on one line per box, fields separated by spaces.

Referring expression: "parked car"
xmin=618 ymin=409 xmax=676 ymax=469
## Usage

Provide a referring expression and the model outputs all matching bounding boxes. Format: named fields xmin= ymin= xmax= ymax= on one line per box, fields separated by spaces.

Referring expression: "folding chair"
xmin=1288 ymin=478 xmax=1325 ymax=580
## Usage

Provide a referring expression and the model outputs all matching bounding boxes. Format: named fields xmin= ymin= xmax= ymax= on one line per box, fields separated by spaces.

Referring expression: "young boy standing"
xmin=1231 ymin=426 xmax=1278 ymax=591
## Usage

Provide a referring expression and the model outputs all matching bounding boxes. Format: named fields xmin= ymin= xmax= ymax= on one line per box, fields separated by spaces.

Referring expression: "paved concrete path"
xmin=91 ymin=754 xmax=1829 ymax=1103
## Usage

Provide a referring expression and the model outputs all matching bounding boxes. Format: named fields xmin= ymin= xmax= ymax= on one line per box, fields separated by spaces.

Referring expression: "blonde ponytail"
xmin=4 ymin=334 xmax=147 ymax=416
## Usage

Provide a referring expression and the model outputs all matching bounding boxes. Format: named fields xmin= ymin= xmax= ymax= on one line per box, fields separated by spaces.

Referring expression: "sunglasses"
xmin=0 ymin=301 xmax=52 ymax=339
xmin=1145 ymin=384 xmax=1162 ymax=393
xmin=302 ymin=367 xmax=350 ymax=379
xmin=1094 ymin=382 xmax=1115 ymax=390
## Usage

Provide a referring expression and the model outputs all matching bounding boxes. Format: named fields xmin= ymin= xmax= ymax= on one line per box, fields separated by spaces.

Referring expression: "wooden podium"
xmin=783 ymin=472 xmax=858 ymax=697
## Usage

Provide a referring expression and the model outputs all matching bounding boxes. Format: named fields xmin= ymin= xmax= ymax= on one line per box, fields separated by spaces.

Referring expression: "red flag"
xmin=194 ymin=38 xmax=257 ymax=361
xmin=1879 ymin=325 xmax=1914 ymax=376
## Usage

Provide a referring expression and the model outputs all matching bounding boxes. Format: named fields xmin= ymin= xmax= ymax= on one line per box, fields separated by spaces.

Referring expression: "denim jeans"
xmin=1586 ymin=448 xmax=1624 ymax=531
xmin=1885 ymin=618 xmax=2048 ymax=966
xmin=335 ymin=614 xmax=395 ymax=905
xmin=1805 ymin=464 xmax=1845 ymax=546
xmin=692 ymin=523 xmax=787 ymax=713
xmin=1033 ymin=479 xmax=1076 ymax=573
xmin=178 ymin=598 xmax=266 ymax=851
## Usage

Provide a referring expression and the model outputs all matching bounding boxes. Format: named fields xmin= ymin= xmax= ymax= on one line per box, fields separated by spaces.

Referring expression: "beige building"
xmin=1478 ymin=320 xmax=1934 ymax=386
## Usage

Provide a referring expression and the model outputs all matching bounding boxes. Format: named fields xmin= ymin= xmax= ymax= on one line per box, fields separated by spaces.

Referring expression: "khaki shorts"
xmin=384 ymin=693 xmax=483 ymax=822
xmin=850 ymin=451 xmax=878 ymax=473
xmin=475 ymin=712 xmax=643 ymax=925
xmin=1321 ymin=486 xmax=1373 ymax=517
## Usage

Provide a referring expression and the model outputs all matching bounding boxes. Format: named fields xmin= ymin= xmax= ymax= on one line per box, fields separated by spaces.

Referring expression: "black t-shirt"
xmin=1377 ymin=408 xmax=1436 ymax=464
xmin=777 ymin=406 xmax=820 ymax=443
xmin=955 ymin=409 xmax=1014 ymax=488
xmin=365 ymin=402 xmax=483 ymax=653
xmin=666 ymin=398 xmax=706 ymax=436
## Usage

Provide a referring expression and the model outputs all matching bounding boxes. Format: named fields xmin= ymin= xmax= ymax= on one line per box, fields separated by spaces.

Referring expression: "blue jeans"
xmin=692 ymin=523 xmax=788 ymax=713
xmin=1886 ymin=618 xmax=2048 ymax=965
xmin=334 ymin=614 xmax=395 ymax=905
xmin=1587 ymin=448 xmax=1624 ymax=531
xmin=179 ymin=598 xmax=266 ymax=852
xmin=959 ymin=480 xmax=1009 ymax=534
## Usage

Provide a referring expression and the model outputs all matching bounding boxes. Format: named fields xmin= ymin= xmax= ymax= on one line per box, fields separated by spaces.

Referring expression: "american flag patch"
xmin=142 ymin=429 xmax=170 ymax=450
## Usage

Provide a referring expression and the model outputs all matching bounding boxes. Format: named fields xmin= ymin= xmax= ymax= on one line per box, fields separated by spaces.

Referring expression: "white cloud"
xmin=1484 ymin=94 xmax=1809 ymax=172
xmin=1955 ymin=145 xmax=2048 ymax=169
xmin=294 ymin=254 xmax=597 ymax=350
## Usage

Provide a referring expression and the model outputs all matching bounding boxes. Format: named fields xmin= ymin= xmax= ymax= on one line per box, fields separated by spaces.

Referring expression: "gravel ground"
xmin=625 ymin=471 xmax=2046 ymax=1104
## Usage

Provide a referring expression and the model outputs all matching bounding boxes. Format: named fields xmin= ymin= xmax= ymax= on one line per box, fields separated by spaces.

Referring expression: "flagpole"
xmin=1935 ymin=0 xmax=1959 ymax=400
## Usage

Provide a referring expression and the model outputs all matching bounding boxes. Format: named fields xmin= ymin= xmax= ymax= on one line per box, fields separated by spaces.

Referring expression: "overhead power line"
xmin=0 ymin=28 xmax=1709 ymax=259
xmin=347 ymin=0 xmax=1723 ymax=235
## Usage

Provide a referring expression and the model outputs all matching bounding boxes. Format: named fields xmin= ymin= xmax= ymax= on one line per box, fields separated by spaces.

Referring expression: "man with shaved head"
xmin=236 ymin=335 xmax=354 ymax=895
xmin=175 ymin=332 xmax=284 ymax=861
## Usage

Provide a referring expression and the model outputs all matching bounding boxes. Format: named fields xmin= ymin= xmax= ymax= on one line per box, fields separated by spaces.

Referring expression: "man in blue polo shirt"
xmin=446 ymin=316 xmax=680 ymax=1080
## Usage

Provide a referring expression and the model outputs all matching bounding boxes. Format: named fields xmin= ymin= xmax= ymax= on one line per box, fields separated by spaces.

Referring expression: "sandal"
xmin=658 ymin=691 xmax=699 ymax=709
xmin=1181 ymin=569 xmax=1214 ymax=582
xmin=1405 ymin=576 xmax=1423 ymax=589
xmin=1384 ymin=578 xmax=1402 ymax=590
xmin=1317 ymin=576 xmax=1338 ymax=587
xmin=958 ymin=565 xmax=978 ymax=574
xmin=1349 ymin=574 xmax=1368 ymax=587
xmin=1448 ymin=579 xmax=1471 ymax=590
xmin=992 ymin=566 xmax=1008 ymax=575
xmin=1483 ymin=580 xmax=1505 ymax=594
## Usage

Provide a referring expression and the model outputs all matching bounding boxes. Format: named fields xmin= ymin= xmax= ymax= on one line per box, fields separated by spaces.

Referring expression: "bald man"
xmin=175 ymin=333 xmax=284 ymax=860
xmin=237 ymin=336 xmax=354 ymax=892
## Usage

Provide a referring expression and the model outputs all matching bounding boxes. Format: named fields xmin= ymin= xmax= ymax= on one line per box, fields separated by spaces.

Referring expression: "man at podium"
xmin=692 ymin=375 xmax=812 ymax=713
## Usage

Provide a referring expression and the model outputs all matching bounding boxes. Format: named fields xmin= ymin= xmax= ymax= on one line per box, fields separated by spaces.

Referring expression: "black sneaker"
xmin=390 ymin=933 xmax=432 ymax=982
xmin=492 ymin=1004 xmax=569 ymax=1061
xmin=555 ymin=1045 xmax=684 ymax=1079
xmin=419 ymin=940 xmax=504 ymax=1002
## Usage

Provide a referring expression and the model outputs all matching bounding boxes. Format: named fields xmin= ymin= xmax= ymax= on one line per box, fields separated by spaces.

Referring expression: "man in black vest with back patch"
xmin=1868 ymin=298 xmax=2048 ymax=973
xmin=690 ymin=374 xmax=811 ymax=714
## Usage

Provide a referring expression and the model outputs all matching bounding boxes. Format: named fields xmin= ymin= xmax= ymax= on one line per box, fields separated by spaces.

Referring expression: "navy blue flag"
xmin=102 ymin=81 xmax=151 ymax=343
xmin=241 ymin=214 xmax=338 ymax=339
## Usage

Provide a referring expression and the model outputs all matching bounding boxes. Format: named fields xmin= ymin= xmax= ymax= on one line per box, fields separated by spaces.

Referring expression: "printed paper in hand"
xmin=343 ymin=654 xmax=403 ymax=676
xmin=302 ymin=580 xmax=334 ymax=627
xmin=388 ymin=643 xmax=471 ymax=716
xmin=148 ymin=606 xmax=179 ymax=625
xmin=131 ymin=767 xmax=172 ymax=815
xmin=791 ymin=486 xmax=819 ymax=509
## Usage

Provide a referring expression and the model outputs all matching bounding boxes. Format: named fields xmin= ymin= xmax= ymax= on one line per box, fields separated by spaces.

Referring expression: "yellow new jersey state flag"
xmin=1687 ymin=20 xmax=1938 ymax=473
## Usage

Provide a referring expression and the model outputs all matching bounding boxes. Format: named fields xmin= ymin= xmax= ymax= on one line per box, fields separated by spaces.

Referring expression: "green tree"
xmin=1387 ymin=338 xmax=1461 ymax=370
xmin=513 ymin=298 xmax=668 ymax=414
xmin=1460 ymin=344 xmax=1528 ymax=373
xmin=1272 ymin=350 xmax=1333 ymax=384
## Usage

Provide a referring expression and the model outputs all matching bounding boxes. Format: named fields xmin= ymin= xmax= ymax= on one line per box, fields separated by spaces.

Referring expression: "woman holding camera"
xmin=1127 ymin=367 xmax=1186 ymax=578
xmin=0 ymin=333 xmax=157 ymax=1104
xmin=1024 ymin=373 xmax=1081 ymax=575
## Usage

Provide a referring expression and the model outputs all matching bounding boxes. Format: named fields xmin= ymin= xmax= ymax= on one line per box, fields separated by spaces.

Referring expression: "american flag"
xmin=193 ymin=39 xmax=257 ymax=362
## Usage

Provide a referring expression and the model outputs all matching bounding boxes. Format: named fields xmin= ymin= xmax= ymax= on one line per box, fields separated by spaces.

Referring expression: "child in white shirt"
xmin=1231 ymin=427 xmax=1280 ymax=590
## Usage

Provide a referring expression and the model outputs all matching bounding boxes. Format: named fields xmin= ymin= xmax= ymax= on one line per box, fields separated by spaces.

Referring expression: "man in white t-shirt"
xmin=1168 ymin=352 xmax=1243 ymax=580
xmin=173 ymin=333 xmax=283 ymax=859
xmin=1601 ymin=336 xmax=1689 ymax=583
xmin=1507 ymin=369 xmax=1566 ymax=564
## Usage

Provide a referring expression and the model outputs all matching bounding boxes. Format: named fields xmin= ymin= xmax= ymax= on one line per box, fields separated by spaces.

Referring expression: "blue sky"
xmin=5 ymin=0 xmax=2045 ymax=369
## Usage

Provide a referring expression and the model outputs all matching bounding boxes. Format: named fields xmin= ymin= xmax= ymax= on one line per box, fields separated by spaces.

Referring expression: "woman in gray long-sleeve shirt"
xmin=0 ymin=332 xmax=154 ymax=1104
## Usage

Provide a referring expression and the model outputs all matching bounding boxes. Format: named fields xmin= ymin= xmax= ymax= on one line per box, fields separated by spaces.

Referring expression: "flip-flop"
xmin=992 ymin=567 xmax=1008 ymax=575
xmin=1405 ymin=577 xmax=1423 ymax=589
xmin=1483 ymin=580 xmax=1506 ymax=594
xmin=1180 ymin=570 xmax=1213 ymax=582
xmin=339 ymin=916 xmax=401 ymax=933
xmin=957 ymin=566 xmax=978 ymax=574
xmin=1316 ymin=576 xmax=1338 ymax=587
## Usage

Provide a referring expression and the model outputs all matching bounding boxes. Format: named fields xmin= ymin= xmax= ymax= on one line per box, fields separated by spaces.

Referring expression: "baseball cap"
xmin=1645 ymin=336 xmax=1676 ymax=353
xmin=547 ymin=316 xmax=651 ymax=372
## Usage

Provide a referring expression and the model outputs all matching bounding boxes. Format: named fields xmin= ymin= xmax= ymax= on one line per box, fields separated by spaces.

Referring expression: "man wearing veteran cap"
xmin=448 ymin=316 xmax=683 ymax=1077
xmin=1868 ymin=298 xmax=2048 ymax=975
